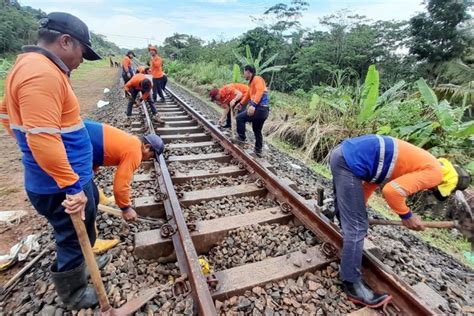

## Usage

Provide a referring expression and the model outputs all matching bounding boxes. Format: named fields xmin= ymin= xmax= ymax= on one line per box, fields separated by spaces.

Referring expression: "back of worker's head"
xmin=140 ymin=79 xmax=152 ymax=92
xmin=141 ymin=134 xmax=164 ymax=160
xmin=434 ymin=158 xmax=471 ymax=200
xmin=209 ymin=88 xmax=219 ymax=101
xmin=126 ymin=50 xmax=136 ymax=58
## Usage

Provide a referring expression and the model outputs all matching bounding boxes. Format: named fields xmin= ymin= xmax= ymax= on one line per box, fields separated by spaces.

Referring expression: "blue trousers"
xmin=27 ymin=179 xmax=98 ymax=272
xmin=236 ymin=106 xmax=269 ymax=152
xmin=329 ymin=145 xmax=369 ymax=283
xmin=127 ymin=88 xmax=156 ymax=117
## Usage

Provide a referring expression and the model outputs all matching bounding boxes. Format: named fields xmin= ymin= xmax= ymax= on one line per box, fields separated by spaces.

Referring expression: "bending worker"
xmin=209 ymin=83 xmax=249 ymax=129
xmin=124 ymin=73 xmax=163 ymax=123
xmin=233 ymin=65 xmax=270 ymax=158
xmin=329 ymin=134 xmax=471 ymax=308
xmin=1 ymin=12 xmax=104 ymax=310
xmin=85 ymin=120 xmax=165 ymax=221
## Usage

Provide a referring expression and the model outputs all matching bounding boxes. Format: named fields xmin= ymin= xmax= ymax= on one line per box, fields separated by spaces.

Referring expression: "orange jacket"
xmin=219 ymin=83 xmax=249 ymax=106
xmin=362 ymin=139 xmax=442 ymax=217
xmin=124 ymin=73 xmax=151 ymax=101
xmin=240 ymin=75 xmax=268 ymax=107
xmin=85 ymin=120 xmax=142 ymax=209
xmin=2 ymin=47 xmax=93 ymax=195
xmin=122 ymin=55 xmax=132 ymax=73
xmin=150 ymin=55 xmax=164 ymax=78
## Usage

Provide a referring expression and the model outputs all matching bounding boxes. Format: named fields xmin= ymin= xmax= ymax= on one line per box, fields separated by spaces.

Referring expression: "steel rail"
xmin=165 ymin=87 xmax=438 ymax=315
xmin=141 ymin=102 xmax=217 ymax=316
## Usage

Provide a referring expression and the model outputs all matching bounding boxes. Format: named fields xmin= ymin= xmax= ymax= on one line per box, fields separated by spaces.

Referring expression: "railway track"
xmin=128 ymin=87 xmax=438 ymax=315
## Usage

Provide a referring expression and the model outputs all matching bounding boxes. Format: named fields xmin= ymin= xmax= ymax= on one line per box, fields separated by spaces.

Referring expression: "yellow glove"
xmin=98 ymin=188 xmax=115 ymax=206
xmin=199 ymin=256 xmax=210 ymax=275
xmin=92 ymin=238 xmax=119 ymax=254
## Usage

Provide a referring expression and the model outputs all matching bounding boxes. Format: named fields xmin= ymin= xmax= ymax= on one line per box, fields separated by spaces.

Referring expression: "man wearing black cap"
xmin=0 ymin=12 xmax=104 ymax=310
xmin=122 ymin=50 xmax=136 ymax=84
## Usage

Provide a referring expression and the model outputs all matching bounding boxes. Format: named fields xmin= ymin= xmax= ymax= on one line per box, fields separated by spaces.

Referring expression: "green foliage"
xmin=232 ymin=64 xmax=240 ymax=83
xmin=233 ymin=44 xmax=286 ymax=75
xmin=409 ymin=0 xmax=470 ymax=65
xmin=358 ymin=65 xmax=380 ymax=123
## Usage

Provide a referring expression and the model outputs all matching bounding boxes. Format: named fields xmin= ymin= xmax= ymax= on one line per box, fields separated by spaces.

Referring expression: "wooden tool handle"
xmin=70 ymin=212 xmax=111 ymax=312
xmin=369 ymin=219 xmax=455 ymax=229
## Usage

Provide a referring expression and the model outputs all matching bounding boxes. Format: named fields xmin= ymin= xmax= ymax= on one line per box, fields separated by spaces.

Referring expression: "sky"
xmin=19 ymin=0 xmax=426 ymax=49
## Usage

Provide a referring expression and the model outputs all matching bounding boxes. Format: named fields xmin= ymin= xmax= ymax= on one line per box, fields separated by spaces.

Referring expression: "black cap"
xmin=38 ymin=12 xmax=101 ymax=61
xmin=127 ymin=50 xmax=136 ymax=57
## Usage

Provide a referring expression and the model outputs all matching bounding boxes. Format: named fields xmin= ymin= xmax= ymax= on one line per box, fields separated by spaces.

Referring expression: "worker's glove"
xmin=127 ymin=72 xmax=131 ymax=79
xmin=122 ymin=207 xmax=138 ymax=222
xmin=402 ymin=214 xmax=425 ymax=231
xmin=247 ymin=105 xmax=256 ymax=117
xmin=229 ymin=99 xmax=237 ymax=107
xmin=125 ymin=91 xmax=132 ymax=100
xmin=62 ymin=191 xmax=88 ymax=220
xmin=218 ymin=117 xmax=225 ymax=125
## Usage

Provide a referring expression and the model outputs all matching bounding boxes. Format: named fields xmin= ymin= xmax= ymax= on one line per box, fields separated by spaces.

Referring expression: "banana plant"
xmin=233 ymin=44 xmax=286 ymax=75
xmin=357 ymin=65 xmax=380 ymax=124
xmin=232 ymin=64 xmax=240 ymax=83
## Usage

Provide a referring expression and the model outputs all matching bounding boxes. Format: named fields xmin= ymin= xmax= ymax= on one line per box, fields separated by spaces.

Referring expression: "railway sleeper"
xmin=171 ymin=165 xmax=247 ymax=184
xmin=166 ymin=141 xmax=219 ymax=150
xmin=166 ymin=152 xmax=232 ymax=164
xmin=160 ymin=133 xmax=212 ymax=143
xmin=160 ymin=115 xmax=191 ymax=121
xmin=179 ymin=183 xmax=267 ymax=207
xmin=162 ymin=119 xmax=197 ymax=127
xmin=155 ymin=126 xmax=203 ymax=135
xmin=211 ymin=246 xmax=336 ymax=302
xmin=135 ymin=207 xmax=289 ymax=260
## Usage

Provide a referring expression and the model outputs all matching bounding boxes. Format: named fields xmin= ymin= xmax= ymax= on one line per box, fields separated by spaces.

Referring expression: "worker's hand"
xmin=247 ymin=105 xmax=256 ymax=117
xmin=63 ymin=191 xmax=88 ymax=220
xmin=402 ymin=214 xmax=425 ymax=231
xmin=230 ymin=99 xmax=236 ymax=107
xmin=233 ymin=103 xmax=241 ymax=111
xmin=127 ymin=72 xmax=131 ymax=79
xmin=125 ymin=91 xmax=132 ymax=99
xmin=218 ymin=117 xmax=225 ymax=125
xmin=122 ymin=207 xmax=138 ymax=222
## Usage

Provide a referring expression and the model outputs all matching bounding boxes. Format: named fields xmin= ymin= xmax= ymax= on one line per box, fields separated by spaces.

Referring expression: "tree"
xmin=256 ymin=0 xmax=309 ymax=35
xmin=409 ymin=0 xmax=470 ymax=65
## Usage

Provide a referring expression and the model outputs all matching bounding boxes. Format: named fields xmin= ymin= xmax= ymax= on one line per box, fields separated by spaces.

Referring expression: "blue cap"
xmin=144 ymin=134 xmax=164 ymax=156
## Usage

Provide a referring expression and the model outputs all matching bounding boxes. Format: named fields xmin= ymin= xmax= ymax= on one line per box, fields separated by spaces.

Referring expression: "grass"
xmin=71 ymin=59 xmax=110 ymax=80
xmin=0 ymin=78 xmax=4 ymax=99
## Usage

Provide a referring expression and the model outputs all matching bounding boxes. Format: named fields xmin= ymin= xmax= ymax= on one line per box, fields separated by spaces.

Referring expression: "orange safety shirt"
xmin=150 ymin=55 xmax=164 ymax=79
xmin=122 ymin=55 xmax=132 ymax=73
xmin=1 ymin=46 xmax=92 ymax=195
xmin=219 ymin=83 xmax=249 ymax=106
xmin=240 ymin=75 xmax=269 ymax=107
xmin=85 ymin=120 xmax=142 ymax=210
xmin=343 ymin=136 xmax=443 ymax=218
xmin=124 ymin=73 xmax=151 ymax=101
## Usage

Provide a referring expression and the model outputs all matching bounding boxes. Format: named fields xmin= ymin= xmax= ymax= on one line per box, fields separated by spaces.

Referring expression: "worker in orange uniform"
xmin=233 ymin=65 xmax=270 ymax=157
xmin=329 ymin=134 xmax=471 ymax=308
xmin=124 ymin=73 xmax=163 ymax=123
xmin=136 ymin=66 xmax=150 ymax=74
xmin=148 ymin=45 xmax=166 ymax=103
xmin=84 ymin=120 xmax=165 ymax=221
xmin=122 ymin=50 xmax=135 ymax=84
xmin=0 ymin=12 xmax=109 ymax=310
xmin=209 ymin=83 xmax=249 ymax=129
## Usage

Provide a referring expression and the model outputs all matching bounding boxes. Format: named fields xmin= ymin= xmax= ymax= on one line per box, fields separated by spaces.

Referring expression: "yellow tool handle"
xmin=70 ymin=212 xmax=111 ymax=312
xmin=369 ymin=219 xmax=456 ymax=229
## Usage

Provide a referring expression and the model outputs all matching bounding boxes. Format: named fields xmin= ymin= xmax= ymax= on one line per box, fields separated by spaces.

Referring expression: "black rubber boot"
xmin=51 ymin=262 xmax=98 ymax=310
xmin=343 ymin=280 xmax=392 ymax=308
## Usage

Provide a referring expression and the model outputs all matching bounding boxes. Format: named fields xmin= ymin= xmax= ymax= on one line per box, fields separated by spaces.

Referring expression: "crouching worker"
xmin=85 ymin=120 xmax=165 ymax=221
xmin=209 ymin=83 xmax=249 ymax=129
xmin=124 ymin=73 xmax=163 ymax=123
xmin=329 ymin=134 xmax=470 ymax=308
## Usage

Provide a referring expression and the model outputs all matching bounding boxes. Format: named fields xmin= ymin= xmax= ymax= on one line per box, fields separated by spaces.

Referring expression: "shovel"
xmin=70 ymin=211 xmax=157 ymax=315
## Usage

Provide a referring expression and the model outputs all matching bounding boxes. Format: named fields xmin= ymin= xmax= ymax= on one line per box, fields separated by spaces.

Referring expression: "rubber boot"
xmin=343 ymin=280 xmax=392 ymax=308
xmin=51 ymin=262 xmax=98 ymax=310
